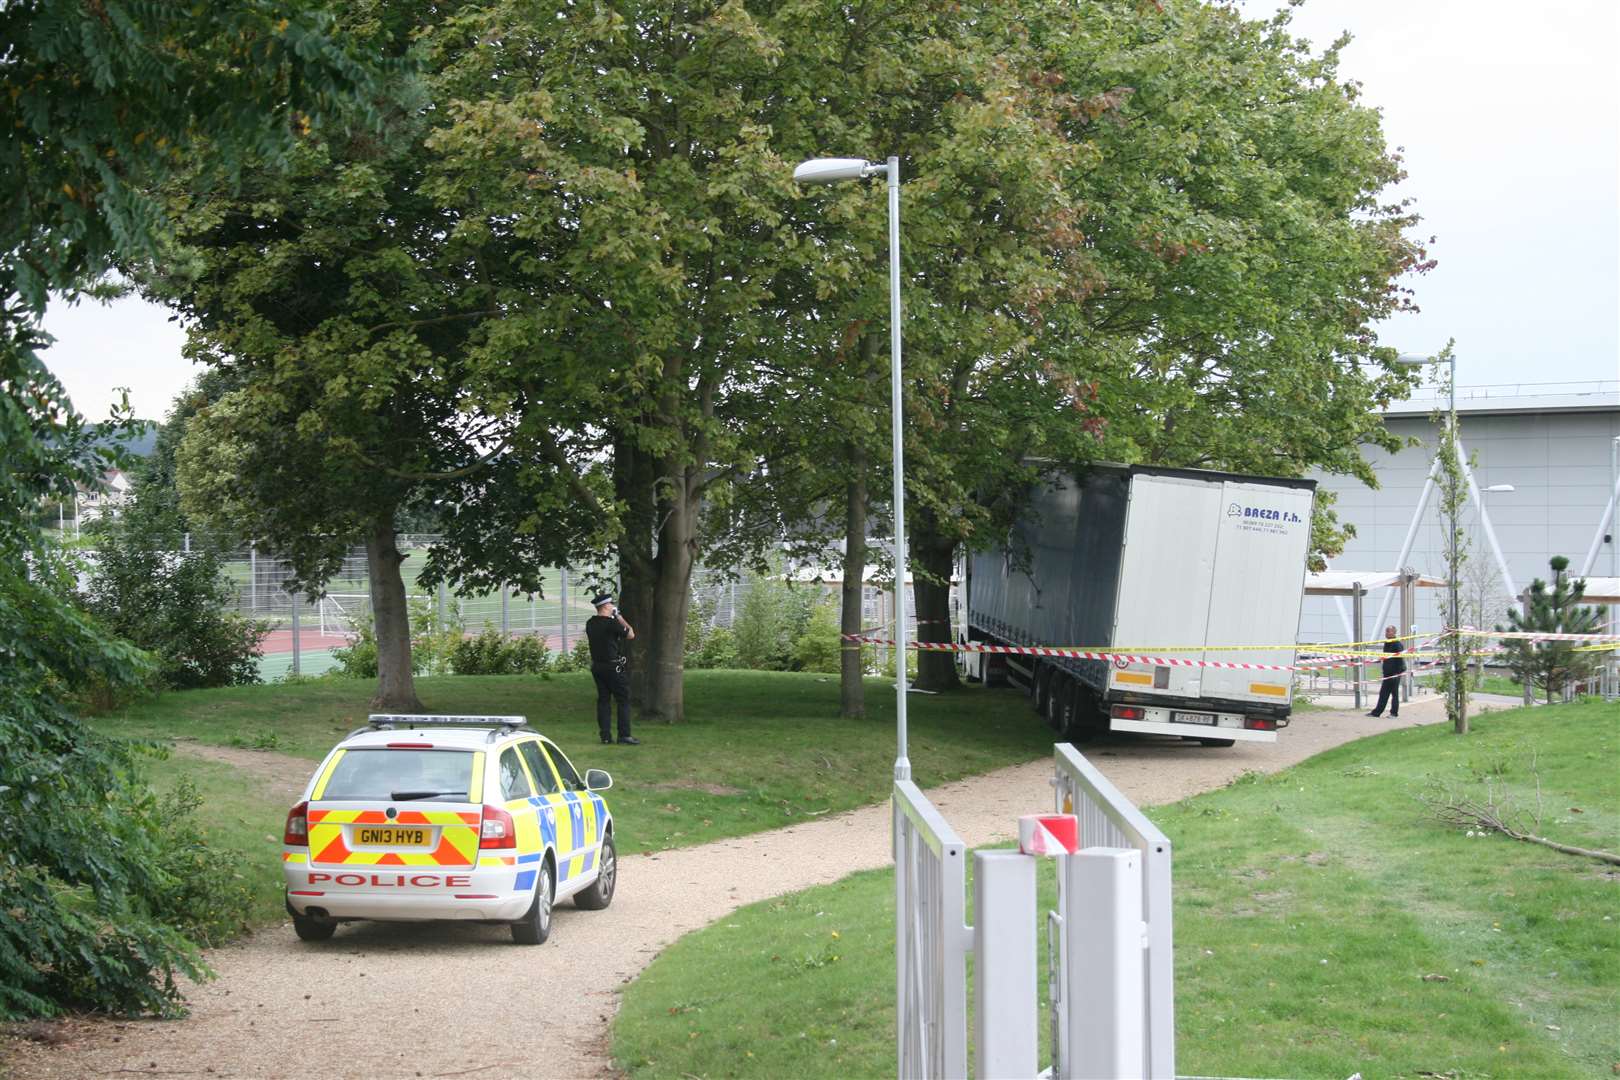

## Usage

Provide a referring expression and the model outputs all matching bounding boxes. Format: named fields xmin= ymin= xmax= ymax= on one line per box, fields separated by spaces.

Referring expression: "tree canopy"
xmin=0 ymin=0 xmax=380 ymax=1017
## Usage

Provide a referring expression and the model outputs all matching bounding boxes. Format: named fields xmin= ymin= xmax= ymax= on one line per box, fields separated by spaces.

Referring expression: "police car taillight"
xmin=283 ymin=801 xmax=309 ymax=846
xmin=479 ymin=804 xmax=516 ymax=849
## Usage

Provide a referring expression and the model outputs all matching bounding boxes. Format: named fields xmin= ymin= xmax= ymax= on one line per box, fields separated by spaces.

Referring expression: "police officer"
xmin=586 ymin=593 xmax=639 ymax=745
xmin=1367 ymin=624 xmax=1407 ymax=718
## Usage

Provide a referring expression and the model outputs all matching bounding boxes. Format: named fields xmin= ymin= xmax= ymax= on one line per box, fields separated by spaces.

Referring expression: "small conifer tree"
xmin=1497 ymin=556 xmax=1602 ymax=703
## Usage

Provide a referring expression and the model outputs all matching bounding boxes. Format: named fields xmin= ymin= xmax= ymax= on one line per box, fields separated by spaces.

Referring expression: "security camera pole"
xmin=793 ymin=155 xmax=911 ymax=782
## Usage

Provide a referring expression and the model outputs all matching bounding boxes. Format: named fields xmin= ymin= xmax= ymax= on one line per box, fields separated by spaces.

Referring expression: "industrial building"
xmin=1299 ymin=380 xmax=1620 ymax=645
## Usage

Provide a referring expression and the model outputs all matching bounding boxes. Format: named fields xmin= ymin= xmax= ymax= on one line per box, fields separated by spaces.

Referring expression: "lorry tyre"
xmin=1198 ymin=738 xmax=1236 ymax=748
xmin=1065 ymin=682 xmax=1104 ymax=742
xmin=1044 ymin=671 xmax=1068 ymax=733
xmin=1034 ymin=665 xmax=1053 ymax=716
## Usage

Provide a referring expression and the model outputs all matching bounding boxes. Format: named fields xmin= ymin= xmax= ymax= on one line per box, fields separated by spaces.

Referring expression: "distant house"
xmin=76 ymin=468 xmax=134 ymax=525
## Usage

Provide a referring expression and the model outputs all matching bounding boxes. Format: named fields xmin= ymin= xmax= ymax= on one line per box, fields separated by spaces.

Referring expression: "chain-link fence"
xmin=227 ymin=537 xmax=931 ymax=681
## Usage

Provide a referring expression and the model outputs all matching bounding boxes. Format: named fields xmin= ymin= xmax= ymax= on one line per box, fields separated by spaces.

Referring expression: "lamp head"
xmin=793 ymin=157 xmax=881 ymax=185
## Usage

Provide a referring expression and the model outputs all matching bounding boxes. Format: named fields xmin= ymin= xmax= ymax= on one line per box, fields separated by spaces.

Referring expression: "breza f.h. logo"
xmin=1227 ymin=502 xmax=1302 ymax=525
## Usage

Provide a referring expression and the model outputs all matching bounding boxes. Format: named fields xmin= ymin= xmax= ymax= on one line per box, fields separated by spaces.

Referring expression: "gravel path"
xmin=4 ymin=693 xmax=1502 ymax=1080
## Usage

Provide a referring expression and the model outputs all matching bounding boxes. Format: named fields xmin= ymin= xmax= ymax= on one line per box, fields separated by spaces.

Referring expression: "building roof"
xmin=1383 ymin=380 xmax=1619 ymax=418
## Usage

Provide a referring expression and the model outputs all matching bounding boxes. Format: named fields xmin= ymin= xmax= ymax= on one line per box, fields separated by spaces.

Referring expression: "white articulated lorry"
xmin=962 ymin=464 xmax=1317 ymax=746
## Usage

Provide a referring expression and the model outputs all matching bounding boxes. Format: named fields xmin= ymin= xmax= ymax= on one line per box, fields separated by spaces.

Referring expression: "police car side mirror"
xmin=585 ymin=768 xmax=613 ymax=791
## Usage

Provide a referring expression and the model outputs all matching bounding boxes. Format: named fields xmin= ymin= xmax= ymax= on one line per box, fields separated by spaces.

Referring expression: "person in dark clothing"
xmin=586 ymin=593 xmax=639 ymax=745
xmin=1367 ymin=624 xmax=1407 ymax=717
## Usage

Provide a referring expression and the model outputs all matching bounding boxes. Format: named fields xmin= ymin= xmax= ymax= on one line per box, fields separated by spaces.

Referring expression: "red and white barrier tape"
xmin=843 ymin=635 xmax=1347 ymax=673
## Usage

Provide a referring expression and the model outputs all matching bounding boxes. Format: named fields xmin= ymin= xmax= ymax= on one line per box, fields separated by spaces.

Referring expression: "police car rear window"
xmin=321 ymin=749 xmax=473 ymax=802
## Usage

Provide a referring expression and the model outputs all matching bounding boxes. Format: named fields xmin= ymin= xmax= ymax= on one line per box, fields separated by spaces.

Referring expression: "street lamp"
xmin=795 ymin=155 xmax=911 ymax=782
xmin=1397 ymin=351 xmax=1466 ymax=726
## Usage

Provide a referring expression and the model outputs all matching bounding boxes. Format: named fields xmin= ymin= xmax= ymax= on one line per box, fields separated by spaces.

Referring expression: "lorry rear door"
xmin=1198 ymin=481 xmax=1316 ymax=705
xmin=1110 ymin=472 xmax=1222 ymax=699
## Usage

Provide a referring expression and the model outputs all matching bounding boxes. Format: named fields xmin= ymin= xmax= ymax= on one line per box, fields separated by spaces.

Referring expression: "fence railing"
xmin=1050 ymin=744 xmax=1175 ymax=1080
xmin=893 ymin=779 xmax=969 ymax=1079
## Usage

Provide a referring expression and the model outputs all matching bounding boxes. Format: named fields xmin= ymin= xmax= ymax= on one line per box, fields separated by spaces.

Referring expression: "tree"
xmin=1459 ymin=551 xmax=1512 ymax=688
xmin=1498 ymin=557 xmax=1603 ymax=703
xmin=0 ymin=0 xmax=378 ymax=1017
xmin=165 ymin=2 xmax=617 ymax=712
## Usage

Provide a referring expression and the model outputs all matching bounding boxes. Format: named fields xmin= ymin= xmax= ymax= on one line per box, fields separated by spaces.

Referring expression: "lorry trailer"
xmin=962 ymin=464 xmax=1316 ymax=746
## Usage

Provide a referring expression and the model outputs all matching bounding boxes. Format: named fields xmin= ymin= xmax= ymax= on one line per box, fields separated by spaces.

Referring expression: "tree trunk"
xmin=366 ymin=512 xmax=424 ymax=712
xmin=840 ymin=445 xmax=868 ymax=719
xmin=911 ymin=513 xmax=959 ymax=693
xmin=646 ymin=464 xmax=698 ymax=723
xmin=615 ymin=434 xmax=658 ymax=716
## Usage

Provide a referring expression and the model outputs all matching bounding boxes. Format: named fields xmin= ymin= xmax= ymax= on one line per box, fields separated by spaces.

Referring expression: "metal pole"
xmin=290 ymin=583 xmax=302 ymax=677
xmin=559 ymin=568 xmax=569 ymax=651
xmin=1448 ymin=358 xmax=1462 ymax=726
xmin=250 ymin=547 xmax=258 ymax=613
xmin=500 ymin=584 xmax=510 ymax=636
xmin=887 ymin=155 xmax=910 ymax=783
xmin=1400 ymin=573 xmax=1415 ymax=702
xmin=1611 ymin=436 xmax=1619 ymax=700
xmin=1352 ymin=583 xmax=1363 ymax=709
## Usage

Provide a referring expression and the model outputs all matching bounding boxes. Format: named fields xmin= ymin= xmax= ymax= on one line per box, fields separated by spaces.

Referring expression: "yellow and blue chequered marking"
xmin=496 ymin=787 xmax=610 ymax=895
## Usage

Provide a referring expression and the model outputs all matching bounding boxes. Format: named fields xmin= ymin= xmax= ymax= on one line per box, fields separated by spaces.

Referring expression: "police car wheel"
xmin=511 ymin=860 xmax=554 ymax=945
xmin=576 ymin=832 xmax=616 ymax=911
xmin=292 ymin=913 xmax=336 ymax=942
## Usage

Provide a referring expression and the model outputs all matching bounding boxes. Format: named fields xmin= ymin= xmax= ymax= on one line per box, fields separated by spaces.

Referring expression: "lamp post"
xmin=794 ymin=155 xmax=911 ymax=782
xmin=1398 ymin=351 xmax=1465 ymax=729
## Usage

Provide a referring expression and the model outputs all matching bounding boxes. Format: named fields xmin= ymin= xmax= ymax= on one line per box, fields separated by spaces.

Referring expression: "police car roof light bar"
xmin=366 ymin=714 xmax=529 ymax=731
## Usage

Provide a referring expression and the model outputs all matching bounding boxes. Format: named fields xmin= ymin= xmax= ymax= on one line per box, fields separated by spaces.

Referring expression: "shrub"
xmin=409 ymin=593 xmax=464 ymax=676
xmin=449 ymin=630 xmax=552 ymax=675
xmin=552 ymin=636 xmax=593 ymax=673
xmin=732 ymin=578 xmax=814 ymax=670
xmin=792 ymin=600 xmax=843 ymax=674
xmin=330 ymin=611 xmax=379 ymax=678
xmin=78 ymin=515 xmax=268 ymax=691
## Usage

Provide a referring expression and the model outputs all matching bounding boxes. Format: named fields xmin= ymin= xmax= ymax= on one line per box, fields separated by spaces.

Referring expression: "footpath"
xmin=4 ymin=695 xmax=1508 ymax=1080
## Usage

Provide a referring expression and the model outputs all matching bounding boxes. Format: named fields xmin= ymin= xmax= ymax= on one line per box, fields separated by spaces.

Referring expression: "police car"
xmin=281 ymin=715 xmax=616 ymax=945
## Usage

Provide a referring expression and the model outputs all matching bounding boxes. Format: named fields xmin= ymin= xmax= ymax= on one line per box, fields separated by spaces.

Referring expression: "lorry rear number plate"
xmin=1174 ymin=712 xmax=1217 ymax=726
xmin=356 ymin=826 xmax=428 ymax=846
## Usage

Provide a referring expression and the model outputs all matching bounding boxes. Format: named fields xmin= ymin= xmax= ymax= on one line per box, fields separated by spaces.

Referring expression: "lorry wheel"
xmin=1044 ymin=673 xmax=1069 ymax=733
xmin=1065 ymin=682 xmax=1105 ymax=742
xmin=1034 ymin=666 xmax=1053 ymax=716
xmin=1198 ymin=738 xmax=1236 ymax=748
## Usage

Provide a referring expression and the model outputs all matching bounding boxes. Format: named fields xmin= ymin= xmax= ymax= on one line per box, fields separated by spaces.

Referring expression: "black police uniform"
xmin=585 ymin=613 xmax=634 ymax=743
xmin=1369 ymin=637 xmax=1406 ymax=717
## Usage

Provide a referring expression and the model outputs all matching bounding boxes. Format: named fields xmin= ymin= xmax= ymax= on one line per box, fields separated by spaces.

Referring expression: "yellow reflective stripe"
xmin=568 ymin=855 xmax=584 ymax=879
xmin=282 ymin=852 xmax=307 ymax=864
xmin=549 ymin=794 xmax=573 ymax=857
xmin=1113 ymin=671 xmax=1153 ymax=685
xmin=513 ymin=810 xmax=541 ymax=854
xmin=320 ymin=810 xmax=363 ymax=824
xmin=1248 ymin=682 xmax=1289 ymax=697
xmin=419 ymin=810 xmax=470 ymax=825
xmin=311 ymin=749 xmax=346 ymax=800
xmin=468 ymin=752 xmax=485 ymax=804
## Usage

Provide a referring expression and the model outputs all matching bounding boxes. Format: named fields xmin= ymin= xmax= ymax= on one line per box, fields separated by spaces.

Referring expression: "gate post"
xmin=1062 ymin=848 xmax=1145 ymax=1079
xmin=973 ymin=851 xmax=1036 ymax=1079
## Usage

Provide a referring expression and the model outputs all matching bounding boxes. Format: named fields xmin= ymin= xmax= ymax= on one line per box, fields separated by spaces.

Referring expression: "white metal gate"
xmin=1051 ymin=744 xmax=1175 ymax=1079
xmin=894 ymin=746 xmax=1175 ymax=1079
xmin=894 ymin=779 xmax=969 ymax=1078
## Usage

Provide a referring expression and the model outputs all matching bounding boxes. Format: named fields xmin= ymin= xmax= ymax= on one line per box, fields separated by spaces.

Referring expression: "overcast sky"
xmin=40 ymin=0 xmax=1620 ymax=423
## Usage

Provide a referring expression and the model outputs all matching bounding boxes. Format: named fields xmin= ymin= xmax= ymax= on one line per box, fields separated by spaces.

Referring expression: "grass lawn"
xmin=614 ymin=700 xmax=1619 ymax=1078
xmin=98 ymin=671 xmax=1055 ymax=919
